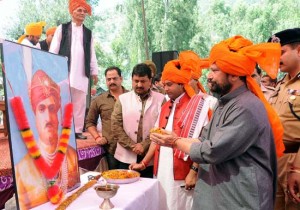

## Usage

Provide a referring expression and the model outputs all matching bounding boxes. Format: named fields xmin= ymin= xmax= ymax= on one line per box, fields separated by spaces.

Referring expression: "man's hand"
xmin=129 ymin=162 xmax=145 ymax=171
xmin=150 ymin=130 xmax=177 ymax=147
xmin=287 ymin=171 xmax=300 ymax=203
xmin=131 ymin=143 xmax=144 ymax=155
xmin=184 ymin=169 xmax=197 ymax=191
xmin=95 ymin=134 xmax=108 ymax=146
xmin=92 ymin=75 xmax=98 ymax=86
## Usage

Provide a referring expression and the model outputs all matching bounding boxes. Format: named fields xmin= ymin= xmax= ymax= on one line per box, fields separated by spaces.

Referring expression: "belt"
xmin=283 ymin=141 xmax=300 ymax=153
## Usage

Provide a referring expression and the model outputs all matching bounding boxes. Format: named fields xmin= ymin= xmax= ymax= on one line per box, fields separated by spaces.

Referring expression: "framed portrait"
xmin=0 ymin=40 xmax=80 ymax=209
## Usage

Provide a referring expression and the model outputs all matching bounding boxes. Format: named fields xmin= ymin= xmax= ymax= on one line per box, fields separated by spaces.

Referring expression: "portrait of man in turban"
xmin=14 ymin=70 xmax=80 ymax=209
xmin=1 ymin=41 xmax=80 ymax=209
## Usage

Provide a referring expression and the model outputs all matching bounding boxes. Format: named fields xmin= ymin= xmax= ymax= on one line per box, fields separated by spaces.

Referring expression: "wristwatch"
xmin=190 ymin=165 xmax=199 ymax=173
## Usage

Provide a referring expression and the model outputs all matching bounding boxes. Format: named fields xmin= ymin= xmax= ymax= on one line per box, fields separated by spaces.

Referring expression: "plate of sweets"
xmin=101 ymin=169 xmax=140 ymax=184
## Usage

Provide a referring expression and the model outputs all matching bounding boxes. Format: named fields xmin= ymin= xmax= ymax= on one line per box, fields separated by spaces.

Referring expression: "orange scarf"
xmin=209 ymin=35 xmax=284 ymax=157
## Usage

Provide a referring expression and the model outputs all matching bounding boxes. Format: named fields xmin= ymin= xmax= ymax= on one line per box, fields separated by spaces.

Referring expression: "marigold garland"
xmin=10 ymin=96 xmax=73 ymax=204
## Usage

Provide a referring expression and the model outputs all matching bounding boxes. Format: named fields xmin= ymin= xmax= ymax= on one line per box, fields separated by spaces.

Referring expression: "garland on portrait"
xmin=10 ymin=96 xmax=73 ymax=204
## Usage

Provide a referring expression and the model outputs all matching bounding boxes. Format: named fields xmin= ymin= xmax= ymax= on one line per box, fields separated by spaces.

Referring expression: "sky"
xmin=0 ymin=0 xmax=18 ymax=37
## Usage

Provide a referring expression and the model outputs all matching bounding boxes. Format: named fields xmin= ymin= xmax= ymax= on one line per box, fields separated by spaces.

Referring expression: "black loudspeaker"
xmin=152 ymin=51 xmax=178 ymax=74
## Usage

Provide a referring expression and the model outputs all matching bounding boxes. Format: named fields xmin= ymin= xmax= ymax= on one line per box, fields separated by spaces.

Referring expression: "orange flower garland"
xmin=10 ymin=96 xmax=73 ymax=204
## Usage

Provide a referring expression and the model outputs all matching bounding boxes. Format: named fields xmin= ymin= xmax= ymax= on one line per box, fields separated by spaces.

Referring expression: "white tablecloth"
xmin=32 ymin=172 xmax=159 ymax=210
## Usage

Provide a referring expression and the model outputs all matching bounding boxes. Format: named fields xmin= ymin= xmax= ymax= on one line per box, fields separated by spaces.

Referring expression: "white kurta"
xmin=156 ymin=94 xmax=193 ymax=210
xmin=49 ymin=22 xmax=99 ymax=133
xmin=49 ymin=22 xmax=99 ymax=93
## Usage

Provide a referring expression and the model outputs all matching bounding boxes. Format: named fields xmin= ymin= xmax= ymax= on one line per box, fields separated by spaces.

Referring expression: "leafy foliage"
xmin=1 ymin=0 xmax=300 ymax=91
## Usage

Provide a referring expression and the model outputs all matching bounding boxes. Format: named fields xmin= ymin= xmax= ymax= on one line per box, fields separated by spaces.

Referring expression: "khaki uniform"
xmin=269 ymin=72 xmax=300 ymax=142
xmin=269 ymin=72 xmax=300 ymax=210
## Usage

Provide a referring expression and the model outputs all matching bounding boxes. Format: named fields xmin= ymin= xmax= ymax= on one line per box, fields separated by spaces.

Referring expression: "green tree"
xmin=2 ymin=0 xmax=300 ymax=91
xmin=4 ymin=0 xmax=99 ymax=41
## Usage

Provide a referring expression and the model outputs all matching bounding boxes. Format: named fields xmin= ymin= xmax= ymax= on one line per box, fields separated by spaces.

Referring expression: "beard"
xmin=29 ymin=38 xmax=38 ymax=46
xmin=210 ymin=80 xmax=232 ymax=96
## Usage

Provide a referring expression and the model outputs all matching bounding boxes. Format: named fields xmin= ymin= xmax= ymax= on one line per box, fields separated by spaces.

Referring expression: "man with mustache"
xmin=111 ymin=63 xmax=165 ymax=177
xmin=86 ymin=66 xmax=128 ymax=169
xmin=268 ymin=28 xmax=300 ymax=210
xmin=14 ymin=70 xmax=80 ymax=209
xmin=207 ymin=72 xmax=220 ymax=99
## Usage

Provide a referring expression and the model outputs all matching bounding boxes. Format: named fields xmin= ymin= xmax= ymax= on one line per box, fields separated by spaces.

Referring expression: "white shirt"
xmin=49 ymin=22 xmax=99 ymax=93
xmin=21 ymin=38 xmax=41 ymax=49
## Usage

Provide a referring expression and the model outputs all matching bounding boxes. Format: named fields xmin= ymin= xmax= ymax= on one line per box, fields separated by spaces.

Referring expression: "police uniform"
xmin=270 ymin=73 xmax=300 ymax=144
xmin=268 ymin=28 xmax=300 ymax=210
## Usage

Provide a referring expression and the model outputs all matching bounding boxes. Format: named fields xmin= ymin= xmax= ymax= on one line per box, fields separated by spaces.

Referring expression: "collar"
xmin=281 ymin=71 xmax=300 ymax=84
xmin=107 ymin=86 xmax=127 ymax=98
xmin=71 ymin=21 xmax=83 ymax=28
xmin=134 ymin=89 xmax=151 ymax=101
xmin=219 ymin=84 xmax=248 ymax=105
xmin=173 ymin=92 xmax=185 ymax=104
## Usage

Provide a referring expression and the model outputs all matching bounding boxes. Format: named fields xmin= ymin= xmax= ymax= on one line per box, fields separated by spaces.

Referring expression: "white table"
xmin=32 ymin=172 xmax=160 ymax=210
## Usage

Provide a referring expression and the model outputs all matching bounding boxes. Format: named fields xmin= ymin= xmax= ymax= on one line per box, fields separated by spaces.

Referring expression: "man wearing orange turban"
xmin=130 ymin=59 xmax=196 ymax=209
xmin=17 ymin=21 xmax=46 ymax=49
xmin=50 ymin=0 xmax=99 ymax=140
xmin=150 ymin=36 xmax=283 ymax=210
xmin=39 ymin=27 xmax=57 ymax=51
xmin=178 ymin=50 xmax=209 ymax=94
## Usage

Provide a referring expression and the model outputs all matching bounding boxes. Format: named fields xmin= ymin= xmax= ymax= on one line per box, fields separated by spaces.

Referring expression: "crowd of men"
xmin=13 ymin=0 xmax=300 ymax=209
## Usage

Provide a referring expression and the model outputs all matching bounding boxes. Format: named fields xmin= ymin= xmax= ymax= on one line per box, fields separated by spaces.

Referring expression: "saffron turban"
xmin=69 ymin=0 xmax=92 ymax=16
xmin=162 ymin=60 xmax=195 ymax=98
xmin=46 ymin=27 xmax=57 ymax=36
xmin=30 ymin=70 xmax=61 ymax=114
xmin=209 ymin=35 xmax=284 ymax=157
xmin=17 ymin=21 xmax=46 ymax=43
xmin=179 ymin=50 xmax=209 ymax=93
